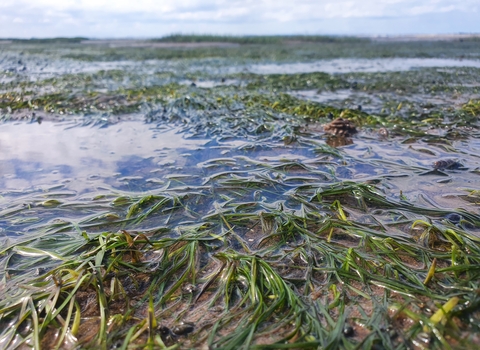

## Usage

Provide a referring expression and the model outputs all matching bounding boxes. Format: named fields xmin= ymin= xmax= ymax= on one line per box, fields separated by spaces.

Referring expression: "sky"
xmin=0 ymin=0 xmax=479 ymax=39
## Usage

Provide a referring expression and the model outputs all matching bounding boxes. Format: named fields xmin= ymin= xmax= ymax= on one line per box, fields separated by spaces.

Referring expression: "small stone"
xmin=378 ymin=127 xmax=389 ymax=138
xmin=158 ymin=325 xmax=171 ymax=336
xmin=432 ymin=159 xmax=460 ymax=170
xmin=182 ymin=283 xmax=197 ymax=294
xmin=172 ymin=321 xmax=194 ymax=336
xmin=445 ymin=213 xmax=462 ymax=225
xmin=343 ymin=324 xmax=354 ymax=337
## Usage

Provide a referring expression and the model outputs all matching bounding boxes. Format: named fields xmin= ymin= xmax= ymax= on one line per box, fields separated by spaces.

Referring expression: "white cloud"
xmin=0 ymin=0 xmax=478 ymax=38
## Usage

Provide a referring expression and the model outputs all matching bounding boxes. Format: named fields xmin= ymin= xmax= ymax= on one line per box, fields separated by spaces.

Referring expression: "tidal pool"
xmin=0 ymin=120 xmax=207 ymax=192
xmin=1 ymin=118 xmax=478 ymax=239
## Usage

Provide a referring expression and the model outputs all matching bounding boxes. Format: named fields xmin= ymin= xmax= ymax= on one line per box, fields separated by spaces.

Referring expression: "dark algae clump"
xmin=0 ymin=35 xmax=480 ymax=349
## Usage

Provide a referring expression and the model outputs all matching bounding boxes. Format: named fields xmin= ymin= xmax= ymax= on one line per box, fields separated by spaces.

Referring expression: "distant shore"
xmin=368 ymin=33 xmax=480 ymax=41
xmin=80 ymin=40 xmax=241 ymax=48
xmin=0 ymin=34 xmax=479 ymax=47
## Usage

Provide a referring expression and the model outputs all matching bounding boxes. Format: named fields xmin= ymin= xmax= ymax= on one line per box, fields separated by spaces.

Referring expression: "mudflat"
xmin=1 ymin=35 xmax=479 ymax=349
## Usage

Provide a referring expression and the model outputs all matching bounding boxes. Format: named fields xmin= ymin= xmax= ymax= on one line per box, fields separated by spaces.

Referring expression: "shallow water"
xmin=1 ymin=43 xmax=480 ymax=238
xmin=293 ymin=89 xmax=473 ymax=107
xmin=4 ymin=52 xmax=480 ymax=85
xmin=249 ymin=58 xmax=480 ymax=74
xmin=1 ymin=118 xmax=479 ymax=240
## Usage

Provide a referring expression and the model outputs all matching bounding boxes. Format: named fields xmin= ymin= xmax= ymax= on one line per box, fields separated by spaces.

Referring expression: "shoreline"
xmin=1 ymin=34 xmax=479 ymax=47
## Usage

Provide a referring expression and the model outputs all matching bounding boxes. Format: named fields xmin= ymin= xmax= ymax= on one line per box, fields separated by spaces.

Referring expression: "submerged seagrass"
xmin=0 ymin=35 xmax=480 ymax=349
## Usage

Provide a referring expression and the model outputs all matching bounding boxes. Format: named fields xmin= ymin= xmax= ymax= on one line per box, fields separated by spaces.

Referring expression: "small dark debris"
xmin=283 ymin=135 xmax=297 ymax=145
xmin=432 ymin=159 xmax=461 ymax=170
xmin=389 ymin=329 xmax=398 ymax=339
xmin=444 ymin=213 xmax=475 ymax=230
xmin=35 ymin=267 xmax=48 ymax=276
xmin=372 ymin=343 xmax=388 ymax=350
xmin=18 ymin=319 xmax=32 ymax=337
xmin=444 ymin=213 xmax=462 ymax=225
xmin=381 ymin=325 xmax=397 ymax=339
xmin=378 ymin=127 xmax=389 ymax=138
xmin=110 ymin=340 xmax=123 ymax=349
xmin=159 ymin=326 xmax=171 ymax=337
xmin=182 ymin=283 xmax=197 ymax=294
xmin=343 ymin=324 xmax=354 ymax=337
xmin=172 ymin=321 xmax=194 ymax=336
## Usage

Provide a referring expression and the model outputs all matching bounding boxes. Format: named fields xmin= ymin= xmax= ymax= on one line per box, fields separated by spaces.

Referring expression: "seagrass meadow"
xmin=1 ymin=35 xmax=480 ymax=349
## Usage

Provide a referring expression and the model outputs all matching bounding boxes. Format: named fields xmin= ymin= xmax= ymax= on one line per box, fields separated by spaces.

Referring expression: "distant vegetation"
xmin=7 ymin=37 xmax=88 ymax=43
xmin=151 ymin=34 xmax=368 ymax=44
xmin=4 ymin=34 xmax=478 ymax=45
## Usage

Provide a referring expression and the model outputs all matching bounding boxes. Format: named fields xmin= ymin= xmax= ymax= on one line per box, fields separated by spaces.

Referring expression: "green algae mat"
xmin=1 ymin=36 xmax=480 ymax=349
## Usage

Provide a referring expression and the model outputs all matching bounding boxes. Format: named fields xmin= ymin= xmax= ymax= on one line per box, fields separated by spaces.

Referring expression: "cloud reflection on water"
xmin=0 ymin=121 xmax=207 ymax=193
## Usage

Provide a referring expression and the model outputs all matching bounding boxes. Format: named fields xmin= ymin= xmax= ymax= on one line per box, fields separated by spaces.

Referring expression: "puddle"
xmin=294 ymin=89 xmax=355 ymax=104
xmin=344 ymin=137 xmax=480 ymax=211
xmin=249 ymin=58 xmax=480 ymax=74
xmin=0 ymin=120 xmax=208 ymax=193
xmin=1 ymin=118 xmax=479 ymax=240
xmin=292 ymin=89 xmax=475 ymax=114
xmin=0 ymin=56 xmax=171 ymax=81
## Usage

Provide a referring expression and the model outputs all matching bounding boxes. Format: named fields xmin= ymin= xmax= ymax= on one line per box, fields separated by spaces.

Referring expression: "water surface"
xmin=249 ymin=58 xmax=480 ymax=74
